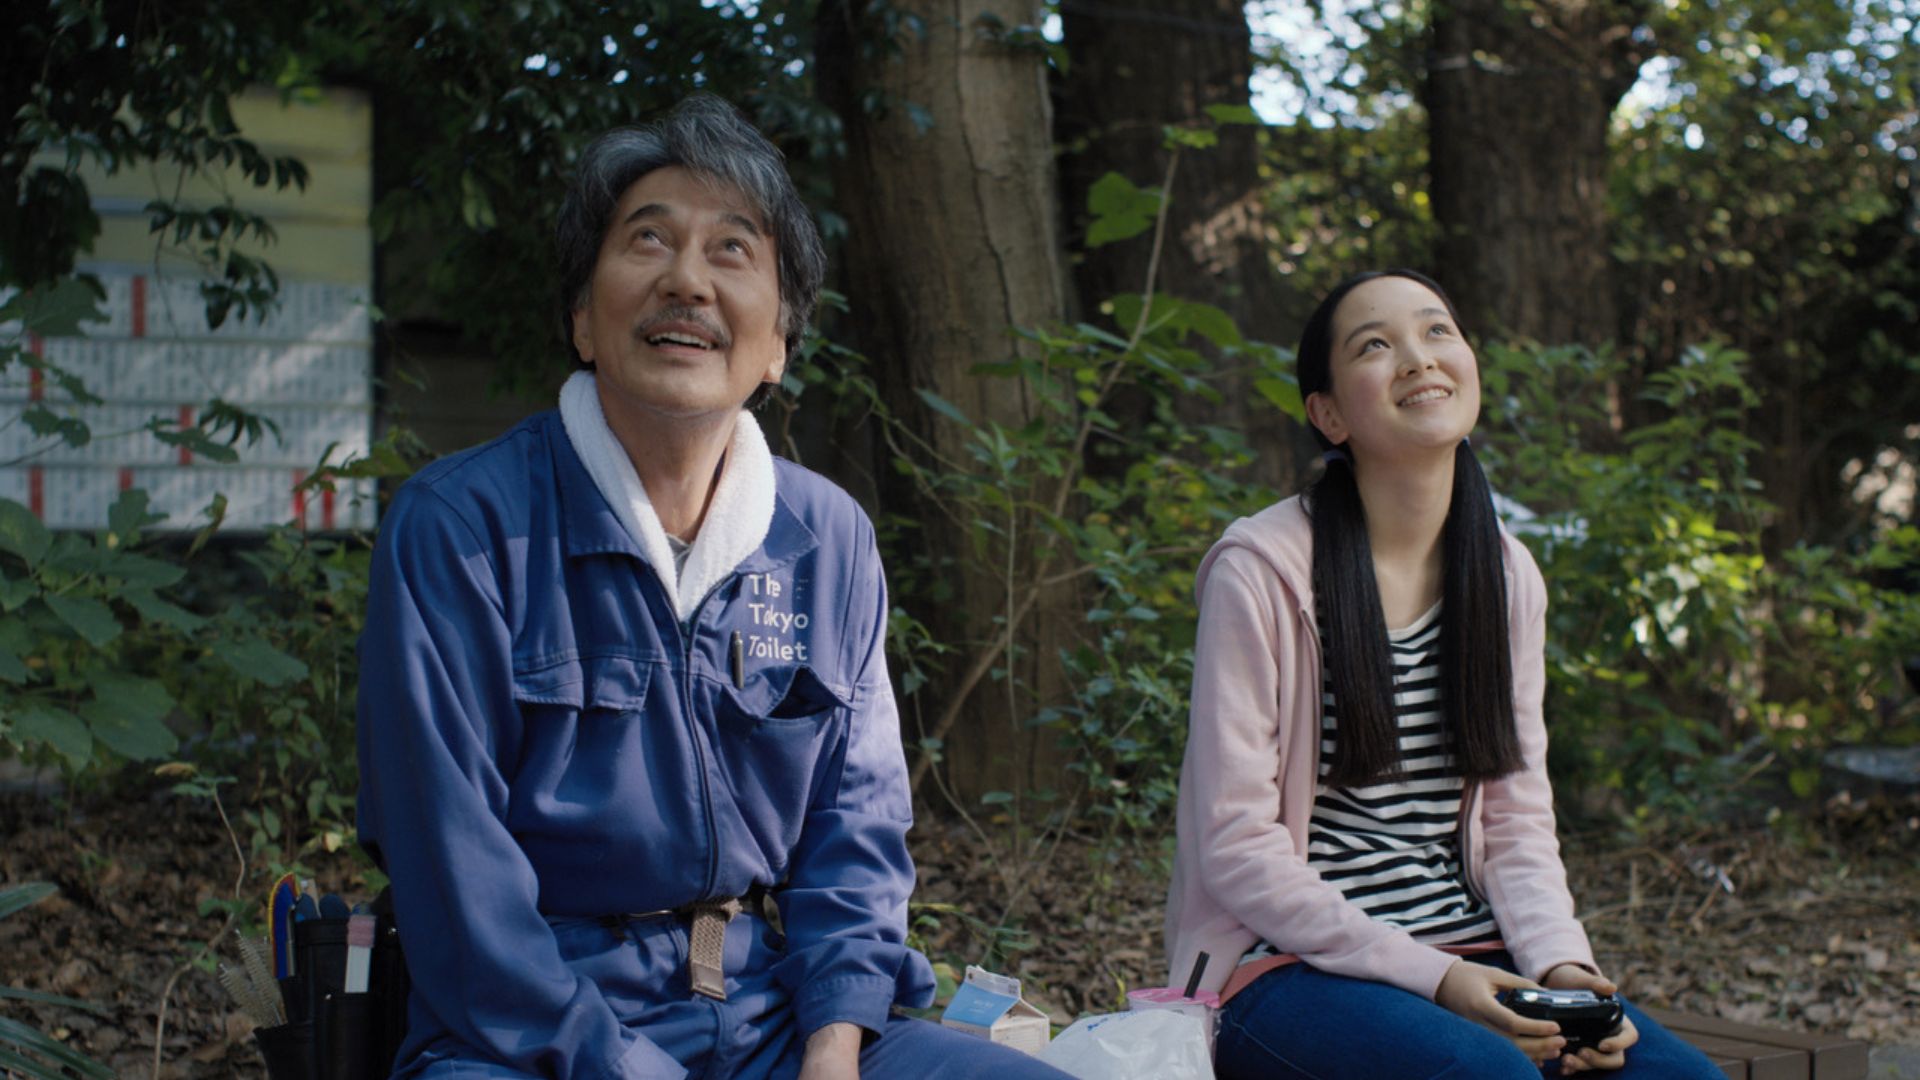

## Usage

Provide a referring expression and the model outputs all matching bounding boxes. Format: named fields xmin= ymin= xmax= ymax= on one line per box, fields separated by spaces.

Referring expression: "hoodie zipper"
xmin=1457 ymin=779 xmax=1486 ymax=902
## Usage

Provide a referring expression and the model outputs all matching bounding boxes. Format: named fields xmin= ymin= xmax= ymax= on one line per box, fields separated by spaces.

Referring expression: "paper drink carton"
xmin=939 ymin=965 xmax=1051 ymax=1054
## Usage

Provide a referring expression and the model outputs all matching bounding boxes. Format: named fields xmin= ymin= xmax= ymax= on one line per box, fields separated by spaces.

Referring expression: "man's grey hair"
xmin=555 ymin=94 xmax=825 ymax=406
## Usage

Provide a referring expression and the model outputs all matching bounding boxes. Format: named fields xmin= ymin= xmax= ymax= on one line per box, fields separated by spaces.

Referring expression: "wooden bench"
xmin=1643 ymin=1007 xmax=1871 ymax=1080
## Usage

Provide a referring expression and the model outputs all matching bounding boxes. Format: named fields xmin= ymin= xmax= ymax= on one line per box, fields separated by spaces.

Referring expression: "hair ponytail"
xmin=1310 ymin=454 xmax=1405 ymax=786
xmin=1444 ymin=440 xmax=1521 ymax=779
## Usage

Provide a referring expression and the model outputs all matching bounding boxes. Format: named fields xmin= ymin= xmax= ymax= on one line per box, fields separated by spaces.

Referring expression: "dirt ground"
xmin=2 ymin=782 xmax=1916 ymax=1077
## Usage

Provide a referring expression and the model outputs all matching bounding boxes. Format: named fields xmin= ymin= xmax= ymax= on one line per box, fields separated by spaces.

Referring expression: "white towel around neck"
xmin=558 ymin=371 xmax=776 ymax=622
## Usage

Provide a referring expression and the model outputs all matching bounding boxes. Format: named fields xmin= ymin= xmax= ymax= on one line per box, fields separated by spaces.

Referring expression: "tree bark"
xmin=1055 ymin=0 xmax=1312 ymax=491
xmin=1424 ymin=0 xmax=1650 ymax=345
xmin=816 ymin=1 xmax=1074 ymax=803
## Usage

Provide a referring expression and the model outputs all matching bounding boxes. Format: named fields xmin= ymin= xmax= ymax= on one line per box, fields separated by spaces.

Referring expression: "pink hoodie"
xmin=1164 ymin=495 xmax=1596 ymax=1001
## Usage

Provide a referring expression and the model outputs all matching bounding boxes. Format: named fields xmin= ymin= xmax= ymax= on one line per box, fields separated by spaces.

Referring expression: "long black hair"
xmin=1296 ymin=269 xmax=1521 ymax=785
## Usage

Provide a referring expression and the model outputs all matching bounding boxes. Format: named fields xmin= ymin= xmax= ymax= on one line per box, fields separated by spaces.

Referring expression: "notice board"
xmin=1 ymin=87 xmax=375 ymax=531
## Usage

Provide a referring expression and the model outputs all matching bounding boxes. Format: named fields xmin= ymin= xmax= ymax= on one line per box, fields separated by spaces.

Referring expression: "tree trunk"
xmin=1424 ymin=0 xmax=1649 ymax=345
xmin=816 ymin=1 xmax=1074 ymax=804
xmin=1055 ymin=0 xmax=1312 ymax=491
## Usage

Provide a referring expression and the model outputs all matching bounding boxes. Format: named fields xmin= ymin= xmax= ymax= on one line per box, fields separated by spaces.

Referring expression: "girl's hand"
xmin=1542 ymin=963 xmax=1639 ymax=1073
xmin=1435 ymin=959 xmax=1566 ymax=1065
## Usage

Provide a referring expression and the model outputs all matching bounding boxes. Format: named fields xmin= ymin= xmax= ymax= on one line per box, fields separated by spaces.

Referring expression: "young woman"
xmin=1164 ymin=270 xmax=1724 ymax=1078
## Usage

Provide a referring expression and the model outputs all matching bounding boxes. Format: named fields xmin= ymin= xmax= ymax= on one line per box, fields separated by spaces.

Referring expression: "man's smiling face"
xmin=570 ymin=165 xmax=787 ymax=425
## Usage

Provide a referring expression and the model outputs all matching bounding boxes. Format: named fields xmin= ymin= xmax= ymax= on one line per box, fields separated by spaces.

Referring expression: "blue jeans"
xmin=1213 ymin=952 xmax=1725 ymax=1080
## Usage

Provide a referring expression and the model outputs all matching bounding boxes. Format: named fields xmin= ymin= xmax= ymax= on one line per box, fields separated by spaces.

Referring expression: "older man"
xmin=356 ymin=97 xmax=1072 ymax=1080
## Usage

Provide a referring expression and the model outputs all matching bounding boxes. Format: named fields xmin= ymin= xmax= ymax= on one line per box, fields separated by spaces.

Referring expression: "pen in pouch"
xmin=730 ymin=630 xmax=745 ymax=689
xmin=268 ymin=873 xmax=299 ymax=980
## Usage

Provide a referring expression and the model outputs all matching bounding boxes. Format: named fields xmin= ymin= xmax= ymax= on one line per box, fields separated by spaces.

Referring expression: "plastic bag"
xmin=1034 ymin=1008 xmax=1214 ymax=1080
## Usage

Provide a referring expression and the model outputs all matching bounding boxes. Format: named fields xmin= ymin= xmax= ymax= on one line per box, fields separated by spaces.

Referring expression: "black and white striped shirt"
xmin=1305 ymin=602 xmax=1498 ymax=945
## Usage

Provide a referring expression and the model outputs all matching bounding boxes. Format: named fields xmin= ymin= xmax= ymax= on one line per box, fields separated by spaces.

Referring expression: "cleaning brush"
xmin=233 ymin=931 xmax=286 ymax=1025
xmin=217 ymin=961 xmax=282 ymax=1027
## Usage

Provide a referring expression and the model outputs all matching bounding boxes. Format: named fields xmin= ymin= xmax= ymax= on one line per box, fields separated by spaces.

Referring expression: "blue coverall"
xmin=356 ymin=412 xmax=1063 ymax=1079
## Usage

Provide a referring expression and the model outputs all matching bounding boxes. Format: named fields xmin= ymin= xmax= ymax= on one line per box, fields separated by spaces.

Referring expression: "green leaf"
xmin=123 ymin=589 xmax=208 ymax=633
xmin=1181 ymin=301 xmax=1243 ymax=348
xmin=1086 ymin=214 xmax=1154 ymax=248
xmin=0 ymin=882 xmax=56 ymax=920
xmin=0 ymin=500 xmax=51 ymax=566
xmin=1162 ymin=126 xmax=1218 ymax=150
xmin=0 ymin=572 xmax=34 ymax=612
xmin=0 ymin=1015 xmax=113 ymax=1078
xmin=42 ymin=594 xmax=120 ymax=647
xmin=79 ymin=673 xmax=177 ymax=761
xmin=915 ymin=389 xmax=972 ymax=427
xmin=21 ymin=405 xmax=91 ymax=447
xmin=42 ymin=535 xmax=104 ymax=577
xmin=1254 ymin=377 xmax=1306 ymax=423
xmin=1203 ymin=103 xmax=1261 ymax=126
xmin=0 ymin=643 xmax=28 ymax=683
xmin=1085 ymin=172 xmax=1159 ymax=248
xmin=102 ymin=552 xmax=186 ymax=590
xmin=8 ymin=705 xmax=90 ymax=769
xmin=216 ymin=635 xmax=309 ymax=687
xmin=147 ymin=423 xmax=241 ymax=464
xmin=1788 ymin=766 xmax=1820 ymax=799
xmin=107 ymin=488 xmax=162 ymax=542
xmin=979 ymin=790 xmax=1015 ymax=805
xmin=0 ymin=278 xmax=108 ymax=337
xmin=460 ymin=170 xmax=497 ymax=230
xmin=1087 ymin=172 xmax=1145 ymax=217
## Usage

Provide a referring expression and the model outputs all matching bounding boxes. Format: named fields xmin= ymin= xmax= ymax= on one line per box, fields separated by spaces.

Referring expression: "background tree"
xmin=1056 ymin=0 xmax=1313 ymax=490
xmin=815 ymin=0 xmax=1077 ymax=799
xmin=1423 ymin=0 xmax=1653 ymax=345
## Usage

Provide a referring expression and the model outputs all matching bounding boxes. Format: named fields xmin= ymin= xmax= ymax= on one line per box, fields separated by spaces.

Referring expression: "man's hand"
xmin=797 ymin=1021 xmax=863 ymax=1080
xmin=1541 ymin=963 xmax=1639 ymax=1073
xmin=1435 ymin=959 xmax=1566 ymax=1064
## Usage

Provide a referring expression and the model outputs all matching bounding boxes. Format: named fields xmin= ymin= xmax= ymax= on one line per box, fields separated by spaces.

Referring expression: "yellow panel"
xmin=90 ymin=217 xmax=372 ymax=284
xmin=81 ymin=158 xmax=370 ymax=219
xmin=33 ymin=84 xmax=372 ymax=260
xmin=229 ymin=87 xmax=373 ymax=160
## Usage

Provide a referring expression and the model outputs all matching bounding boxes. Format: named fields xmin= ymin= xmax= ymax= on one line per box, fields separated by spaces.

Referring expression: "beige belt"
xmin=684 ymin=896 xmax=745 ymax=1000
xmin=599 ymin=891 xmax=766 ymax=1001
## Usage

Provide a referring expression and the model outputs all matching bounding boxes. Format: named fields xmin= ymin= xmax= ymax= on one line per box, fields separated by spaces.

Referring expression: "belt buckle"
xmin=686 ymin=897 xmax=744 ymax=1001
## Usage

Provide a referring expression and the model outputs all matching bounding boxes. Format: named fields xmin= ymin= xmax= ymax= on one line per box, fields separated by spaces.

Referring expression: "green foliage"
xmin=1613 ymin=0 xmax=1920 ymax=544
xmin=1480 ymin=339 xmax=1920 ymax=817
xmin=4 ymin=1 xmax=315 ymax=316
xmin=0 ymin=883 xmax=112 ymax=1080
xmin=0 ymin=489 xmax=193 ymax=772
xmin=868 ymin=171 xmax=1293 ymax=835
xmin=0 ymin=421 xmax=428 ymax=871
xmin=176 ymin=525 xmax=374 ymax=864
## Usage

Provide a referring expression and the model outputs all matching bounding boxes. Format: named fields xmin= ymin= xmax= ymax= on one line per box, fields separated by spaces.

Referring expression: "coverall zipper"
xmin=680 ymin=580 xmax=733 ymax=900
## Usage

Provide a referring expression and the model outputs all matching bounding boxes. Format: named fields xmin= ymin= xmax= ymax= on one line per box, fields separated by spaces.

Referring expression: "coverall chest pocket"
xmin=509 ymin=657 xmax=672 ymax=843
xmin=714 ymin=664 xmax=850 ymax=833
